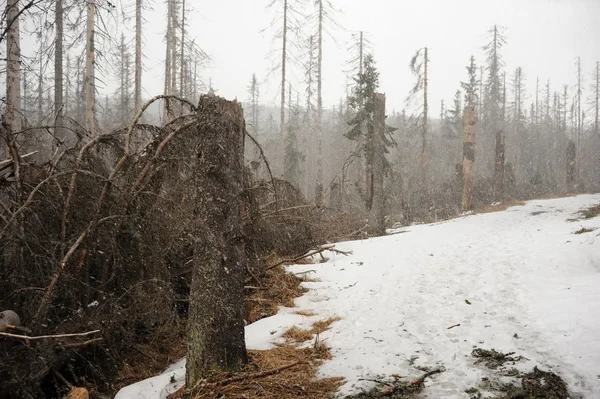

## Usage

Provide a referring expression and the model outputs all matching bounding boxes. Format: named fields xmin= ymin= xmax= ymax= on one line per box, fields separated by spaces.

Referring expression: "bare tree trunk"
xmin=163 ymin=0 xmax=173 ymax=124
xmin=186 ymin=95 xmax=248 ymax=391
xmin=38 ymin=49 xmax=43 ymax=124
xmin=595 ymin=61 xmax=599 ymax=136
xmin=280 ymin=0 xmax=288 ymax=169
xmin=3 ymin=0 xmax=24 ymax=272
xmin=22 ymin=67 xmax=28 ymax=118
xmin=84 ymin=0 xmax=96 ymax=136
xmin=120 ymin=34 xmax=126 ymax=125
xmin=134 ymin=0 xmax=142 ymax=113
xmin=367 ymin=93 xmax=386 ymax=235
xmin=170 ymin=1 xmax=178 ymax=112
xmin=493 ymin=74 xmax=506 ymax=201
xmin=179 ymin=0 xmax=186 ymax=98
xmin=54 ymin=0 xmax=64 ymax=151
xmin=315 ymin=0 xmax=323 ymax=205
xmin=461 ymin=105 xmax=475 ymax=211
xmin=566 ymin=139 xmax=576 ymax=191
xmin=5 ymin=0 xmax=22 ymax=155
xmin=422 ymin=47 xmax=428 ymax=173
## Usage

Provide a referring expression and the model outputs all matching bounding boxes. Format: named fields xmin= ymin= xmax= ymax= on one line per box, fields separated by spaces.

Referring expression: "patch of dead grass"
xmin=568 ymin=203 xmax=600 ymax=222
xmin=574 ymin=226 xmax=597 ymax=234
xmin=295 ymin=310 xmax=317 ymax=317
xmin=185 ymin=344 xmax=344 ymax=399
xmin=245 ymin=265 xmax=309 ymax=323
xmin=580 ymin=203 xmax=600 ymax=219
xmin=311 ymin=316 xmax=342 ymax=334
xmin=282 ymin=326 xmax=315 ymax=343
xmin=281 ymin=316 xmax=342 ymax=344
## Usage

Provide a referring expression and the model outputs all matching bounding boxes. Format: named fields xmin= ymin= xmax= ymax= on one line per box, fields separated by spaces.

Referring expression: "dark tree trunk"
xmin=566 ymin=139 xmax=576 ymax=192
xmin=461 ymin=105 xmax=475 ymax=211
xmin=367 ymin=93 xmax=386 ymax=235
xmin=493 ymin=129 xmax=505 ymax=201
xmin=186 ymin=95 xmax=248 ymax=392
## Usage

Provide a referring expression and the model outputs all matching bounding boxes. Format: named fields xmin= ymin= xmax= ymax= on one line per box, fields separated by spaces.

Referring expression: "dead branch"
xmin=265 ymin=245 xmax=337 ymax=272
xmin=0 ymin=329 xmax=100 ymax=341
xmin=411 ymin=367 xmax=444 ymax=390
xmin=169 ymin=361 xmax=307 ymax=398
xmin=446 ymin=324 xmax=460 ymax=330
xmin=245 ymin=130 xmax=279 ymax=213
xmin=60 ymin=337 xmax=104 ymax=349
xmin=218 ymin=361 xmax=307 ymax=386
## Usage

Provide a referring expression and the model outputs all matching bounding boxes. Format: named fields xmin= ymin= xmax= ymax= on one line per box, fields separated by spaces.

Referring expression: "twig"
xmin=265 ymin=245 xmax=337 ymax=272
xmin=411 ymin=367 xmax=445 ymax=389
xmin=61 ymin=337 xmax=104 ymax=349
xmin=446 ymin=323 xmax=461 ymax=330
xmin=0 ymin=329 xmax=100 ymax=341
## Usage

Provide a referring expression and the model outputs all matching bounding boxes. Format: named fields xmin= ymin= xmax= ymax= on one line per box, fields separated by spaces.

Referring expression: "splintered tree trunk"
xmin=186 ymin=95 xmax=248 ymax=391
xmin=84 ymin=0 xmax=96 ymax=136
xmin=5 ymin=0 xmax=22 ymax=157
xmin=461 ymin=105 xmax=475 ymax=211
xmin=367 ymin=93 xmax=386 ymax=235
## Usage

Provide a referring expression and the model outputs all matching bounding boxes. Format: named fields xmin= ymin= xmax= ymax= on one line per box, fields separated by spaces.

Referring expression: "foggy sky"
xmin=18 ymin=0 xmax=600 ymax=116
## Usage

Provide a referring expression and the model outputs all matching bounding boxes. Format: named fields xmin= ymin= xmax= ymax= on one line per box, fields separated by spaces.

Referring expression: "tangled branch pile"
xmin=0 ymin=95 xmax=328 ymax=398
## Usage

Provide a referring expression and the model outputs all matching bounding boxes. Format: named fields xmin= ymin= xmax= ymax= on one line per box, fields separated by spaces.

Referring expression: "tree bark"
xmin=5 ymin=0 xmax=22 ymax=157
xmin=367 ymin=93 xmax=386 ymax=235
xmin=186 ymin=95 xmax=248 ymax=391
xmin=84 ymin=0 xmax=96 ymax=136
xmin=54 ymin=0 xmax=64 ymax=151
xmin=461 ymin=105 xmax=475 ymax=212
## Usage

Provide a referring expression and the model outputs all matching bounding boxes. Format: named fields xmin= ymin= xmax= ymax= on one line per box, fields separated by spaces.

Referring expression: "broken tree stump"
xmin=186 ymin=95 xmax=248 ymax=392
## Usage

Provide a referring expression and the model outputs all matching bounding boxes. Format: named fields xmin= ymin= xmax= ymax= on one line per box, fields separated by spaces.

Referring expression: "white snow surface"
xmin=115 ymin=194 xmax=600 ymax=398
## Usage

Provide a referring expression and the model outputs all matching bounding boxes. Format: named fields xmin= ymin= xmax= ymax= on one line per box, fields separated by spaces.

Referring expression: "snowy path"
xmin=286 ymin=194 xmax=600 ymax=398
xmin=115 ymin=194 xmax=600 ymax=399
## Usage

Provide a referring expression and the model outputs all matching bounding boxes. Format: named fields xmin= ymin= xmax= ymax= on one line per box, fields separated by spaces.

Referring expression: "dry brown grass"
xmin=282 ymin=326 xmax=315 ymax=343
xmin=281 ymin=317 xmax=341 ymax=344
xmin=311 ymin=317 xmax=342 ymax=334
xmin=474 ymin=200 xmax=526 ymax=214
xmin=295 ymin=310 xmax=317 ymax=317
xmin=245 ymin=264 xmax=309 ymax=323
xmin=187 ymin=344 xmax=344 ymax=399
xmin=574 ymin=227 xmax=597 ymax=234
xmin=189 ymin=316 xmax=344 ymax=398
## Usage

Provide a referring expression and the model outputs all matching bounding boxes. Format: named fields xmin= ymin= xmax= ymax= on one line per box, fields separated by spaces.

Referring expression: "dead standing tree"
xmin=186 ymin=95 xmax=248 ymax=392
xmin=461 ymin=105 xmax=476 ymax=211
xmin=367 ymin=93 xmax=386 ymax=235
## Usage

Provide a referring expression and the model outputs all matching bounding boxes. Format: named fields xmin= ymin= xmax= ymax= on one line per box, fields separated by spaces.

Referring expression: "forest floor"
xmin=115 ymin=194 xmax=600 ymax=399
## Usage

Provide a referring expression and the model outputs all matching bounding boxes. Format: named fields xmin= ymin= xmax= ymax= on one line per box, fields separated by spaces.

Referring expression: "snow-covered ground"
xmin=115 ymin=194 xmax=600 ymax=399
